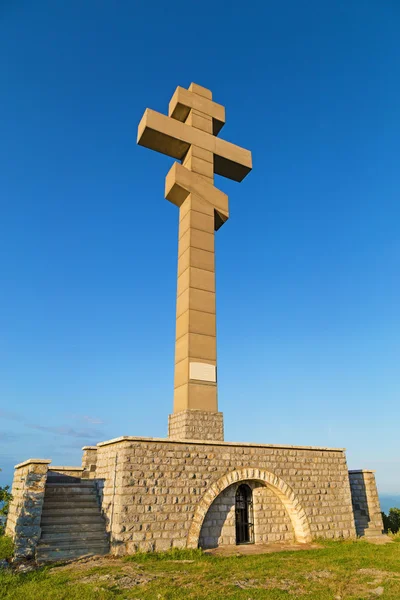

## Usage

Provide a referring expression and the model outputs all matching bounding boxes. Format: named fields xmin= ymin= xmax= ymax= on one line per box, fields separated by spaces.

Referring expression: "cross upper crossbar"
xmin=168 ymin=86 xmax=226 ymax=135
xmin=137 ymin=85 xmax=252 ymax=182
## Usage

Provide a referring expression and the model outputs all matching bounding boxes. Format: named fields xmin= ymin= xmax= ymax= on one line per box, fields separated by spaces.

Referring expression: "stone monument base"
xmin=168 ymin=410 xmax=224 ymax=441
xmin=6 ymin=435 xmax=385 ymax=559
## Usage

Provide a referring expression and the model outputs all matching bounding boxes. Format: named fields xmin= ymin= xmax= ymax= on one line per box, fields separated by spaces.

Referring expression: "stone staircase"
xmin=354 ymin=509 xmax=383 ymax=538
xmin=36 ymin=476 xmax=109 ymax=562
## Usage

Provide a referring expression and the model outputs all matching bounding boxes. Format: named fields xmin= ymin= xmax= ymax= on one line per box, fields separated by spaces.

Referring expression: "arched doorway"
xmin=235 ymin=484 xmax=254 ymax=544
xmin=187 ymin=468 xmax=313 ymax=549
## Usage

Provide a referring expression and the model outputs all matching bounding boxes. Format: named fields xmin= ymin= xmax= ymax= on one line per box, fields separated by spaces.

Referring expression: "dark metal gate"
xmin=235 ymin=484 xmax=254 ymax=544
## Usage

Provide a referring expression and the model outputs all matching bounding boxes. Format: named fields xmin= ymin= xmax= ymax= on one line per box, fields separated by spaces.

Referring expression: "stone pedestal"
xmin=82 ymin=446 xmax=98 ymax=478
xmin=5 ymin=459 xmax=51 ymax=559
xmin=349 ymin=469 xmax=384 ymax=537
xmin=168 ymin=409 xmax=224 ymax=441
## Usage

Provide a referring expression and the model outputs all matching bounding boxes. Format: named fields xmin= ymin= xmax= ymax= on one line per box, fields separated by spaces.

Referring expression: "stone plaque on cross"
xmin=137 ymin=82 xmax=252 ymax=441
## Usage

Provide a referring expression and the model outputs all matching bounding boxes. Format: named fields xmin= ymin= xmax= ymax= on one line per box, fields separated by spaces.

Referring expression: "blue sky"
xmin=0 ymin=1 xmax=399 ymax=500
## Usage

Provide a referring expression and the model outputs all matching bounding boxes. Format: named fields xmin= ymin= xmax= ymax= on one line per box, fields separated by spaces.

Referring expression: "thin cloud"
xmin=0 ymin=409 xmax=103 ymax=441
xmin=0 ymin=410 xmax=25 ymax=422
xmin=81 ymin=415 xmax=104 ymax=425
xmin=27 ymin=424 xmax=102 ymax=440
xmin=65 ymin=414 xmax=105 ymax=425
xmin=0 ymin=432 xmax=16 ymax=442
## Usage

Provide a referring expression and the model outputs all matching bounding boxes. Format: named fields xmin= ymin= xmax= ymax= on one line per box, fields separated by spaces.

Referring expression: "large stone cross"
xmin=137 ymin=83 xmax=252 ymax=441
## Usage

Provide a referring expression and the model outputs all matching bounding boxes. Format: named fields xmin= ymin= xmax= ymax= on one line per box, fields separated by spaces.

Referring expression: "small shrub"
xmin=382 ymin=507 xmax=400 ymax=534
xmin=0 ymin=469 xmax=13 ymax=535
xmin=0 ymin=535 xmax=14 ymax=560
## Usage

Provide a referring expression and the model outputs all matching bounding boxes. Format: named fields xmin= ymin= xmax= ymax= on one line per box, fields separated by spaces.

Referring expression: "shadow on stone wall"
xmin=199 ymin=480 xmax=297 ymax=549
xmin=199 ymin=484 xmax=236 ymax=548
xmin=349 ymin=470 xmax=384 ymax=537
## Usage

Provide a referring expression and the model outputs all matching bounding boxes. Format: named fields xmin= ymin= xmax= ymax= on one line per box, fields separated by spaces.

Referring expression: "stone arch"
xmin=187 ymin=468 xmax=312 ymax=548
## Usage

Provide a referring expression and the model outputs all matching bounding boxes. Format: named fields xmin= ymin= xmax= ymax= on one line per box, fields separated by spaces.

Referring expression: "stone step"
xmin=42 ymin=501 xmax=99 ymax=510
xmin=41 ymin=514 xmax=105 ymax=525
xmin=355 ymin=521 xmax=373 ymax=529
xmin=42 ymin=506 xmax=101 ymax=515
xmin=38 ymin=480 xmax=108 ymax=562
xmin=46 ymin=477 xmax=82 ymax=484
xmin=36 ymin=545 xmax=108 ymax=562
xmin=43 ymin=497 xmax=98 ymax=505
xmin=37 ymin=538 xmax=109 ymax=549
xmin=363 ymin=528 xmax=384 ymax=537
xmin=37 ymin=544 xmax=109 ymax=557
xmin=45 ymin=488 xmax=97 ymax=496
xmin=357 ymin=530 xmax=383 ymax=537
xmin=45 ymin=482 xmax=95 ymax=488
xmin=41 ymin=522 xmax=106 ymax=533
xmin=44 ymin=491 xmax=97 ymax=499
xmin=44 ymin=495 xmax=97 ymax=502
xmin=40 ymin=531 xmax=108 ymax=542
xmin=44 ymin=494 xmax=98 ymax=501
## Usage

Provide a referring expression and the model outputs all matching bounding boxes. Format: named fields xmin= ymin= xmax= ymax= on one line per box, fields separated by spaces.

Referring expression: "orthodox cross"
xmin=137 ymin=82 xmax=252 ymax=428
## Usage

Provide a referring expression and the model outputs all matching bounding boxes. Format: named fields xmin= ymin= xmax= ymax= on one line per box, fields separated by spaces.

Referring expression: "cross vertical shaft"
xmin=137 ymin=82 xmax=252 ymax=441
xmin=174 ymin=84 xmax=218 ymax=419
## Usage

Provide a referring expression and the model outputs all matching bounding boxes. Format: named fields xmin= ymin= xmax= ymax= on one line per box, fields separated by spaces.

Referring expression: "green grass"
xmin=124 ymin=547 xmax=206 ymax=562
xmin=1 ymin=539 xmax=400 ymax=599
xmin=0 ymin=536 xmax=13 ymax=560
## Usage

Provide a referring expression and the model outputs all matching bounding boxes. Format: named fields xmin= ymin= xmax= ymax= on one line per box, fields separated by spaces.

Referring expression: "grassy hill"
xmin=0 ymin=536 xmax=399 ymax=599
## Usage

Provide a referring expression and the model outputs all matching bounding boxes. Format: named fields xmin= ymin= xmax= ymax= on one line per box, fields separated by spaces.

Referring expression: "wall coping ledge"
xmin=82 ymin=446 xmax=98 ymax=450
xmin=349 ymin=469 xmax=376 ymax=474
xmin=96 ymin=435 xmax=345 ymax=452
xmin=14 ymin=459 xmax=52 ymax=469
xmin=50 ymin=466 xmax=83 ymax=471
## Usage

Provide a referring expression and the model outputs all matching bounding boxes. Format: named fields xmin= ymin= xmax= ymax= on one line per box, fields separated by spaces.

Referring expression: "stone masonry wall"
xmin=5 ymin=459 xmax=50 ymax=559
xmin=199 ymin=482 xmax=236 ymax=548
xmin=94 ymin=436 xmax=356 ymax=554
xmin=199 ymin=481 xmax=294 ymax=549
xmin=82 ymin=446 xmax=98 ymax=478
xmin=253 ymin=483 xmax=294 ymax=543
xmin=168 ymin=410 xmax=224 ymax=441
xmin=349 ymin=470 xmax=384 ymax=537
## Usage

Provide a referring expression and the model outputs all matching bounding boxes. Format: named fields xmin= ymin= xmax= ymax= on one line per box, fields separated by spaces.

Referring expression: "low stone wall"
xmin=349 ymin=470 xmax=384 ymax=536
xmin=94 ymin=436 xmax=356 ymax=554
xmin=48 ymin=467 xmax=84 ymax=479
xmin=5 ymin=459 xmax=51 ymax=559
xmin=82 ymin=446 xmax=98 ymax=478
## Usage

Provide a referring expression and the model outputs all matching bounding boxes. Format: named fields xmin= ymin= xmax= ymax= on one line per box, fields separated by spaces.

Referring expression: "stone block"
xmin=169 ymin=85 xmax=224 ymax=134
xmin=189 ymin=247 xmax=214 ymax=273
xmin=188 ymin=83 xmax=213 ymax=100
xmin=179 ymin=210 xmax=214 ymax=238
xmin=189 ymin=289 xmax=216 ymax=314
xmin=185 ymin=111 xmax=213 ymax=134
